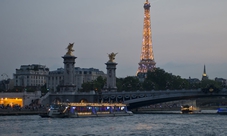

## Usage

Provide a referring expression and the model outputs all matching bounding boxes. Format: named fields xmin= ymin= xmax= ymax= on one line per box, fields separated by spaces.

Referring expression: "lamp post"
xmin=91 ymin=81 xmax=94 ymax=93
xmin=127 ymin=83 xmax=131 ymax=92
xmin=1 ymin=73 xmax=9 ymax=91
xmin=166 ymin=81 xmax=170 ymax=90
xmin=182 ymin=82 xmax=185 ymax=89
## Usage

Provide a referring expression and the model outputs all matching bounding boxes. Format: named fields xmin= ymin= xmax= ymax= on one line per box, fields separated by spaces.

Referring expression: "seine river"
xmin=0 ymin=112 xmax=227 ymax=136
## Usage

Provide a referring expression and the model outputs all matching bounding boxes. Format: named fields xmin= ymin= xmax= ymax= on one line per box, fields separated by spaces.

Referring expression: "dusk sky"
xmin=0 ymin=0 xmax=227 ymax=80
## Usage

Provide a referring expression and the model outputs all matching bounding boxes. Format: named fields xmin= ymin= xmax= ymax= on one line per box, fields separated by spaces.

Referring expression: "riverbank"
xmin=133 ymin=110 xmax=217 ymax=114
xmin=0 ymin=110 xmax=46 ymax=116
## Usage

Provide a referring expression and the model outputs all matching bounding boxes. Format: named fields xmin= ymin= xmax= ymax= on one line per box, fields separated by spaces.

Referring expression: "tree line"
xmin=80 ymin=68 xmax=222 ymax=92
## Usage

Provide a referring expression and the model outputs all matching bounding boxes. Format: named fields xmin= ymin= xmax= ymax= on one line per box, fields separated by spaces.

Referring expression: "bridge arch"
xmin=124 ymin=90 xmax=227 ymax=109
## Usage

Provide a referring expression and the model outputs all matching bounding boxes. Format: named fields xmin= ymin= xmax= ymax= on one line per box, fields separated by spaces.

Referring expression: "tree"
xmin=40 ymin=83 xmax=49 ymax=95
xmin=81 ymin=82 xmax=92 ymax=92
xmin=116 ymin=76 xmax=140 ymax=91
xmin=144 ymin=68 xmax=189 ymax=90
xmin=143 ymin=80 xmax=155 ymax=90
xmin=201 ymin=79 xmax=222 ymax=93
xmin=80 ymin=76 xmax=106 ymax=92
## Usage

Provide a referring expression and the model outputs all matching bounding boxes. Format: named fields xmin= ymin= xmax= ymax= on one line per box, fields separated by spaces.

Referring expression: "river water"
xmin=0 ymin=112 xmax=227 ymax=136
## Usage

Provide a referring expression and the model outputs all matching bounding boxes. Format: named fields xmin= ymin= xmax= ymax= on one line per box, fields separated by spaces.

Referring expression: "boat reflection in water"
xmin=40 ymin=102 xmax=133 ymax=118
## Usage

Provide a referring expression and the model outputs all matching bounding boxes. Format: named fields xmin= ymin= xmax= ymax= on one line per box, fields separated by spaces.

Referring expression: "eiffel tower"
xmin=137 ymin=0 xmax=156 ymax=79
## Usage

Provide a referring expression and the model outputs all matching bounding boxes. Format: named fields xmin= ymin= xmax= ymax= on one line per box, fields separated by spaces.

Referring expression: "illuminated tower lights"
xmin=202 ymin=65 xmax=208 ymax=80
xmin=137 ymin=0 xmax=156 ymax=78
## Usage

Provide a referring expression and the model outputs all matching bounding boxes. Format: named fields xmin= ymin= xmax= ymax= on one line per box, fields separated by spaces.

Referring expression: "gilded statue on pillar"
xmin=66 ymin=43 xmax=74 ymax=56
xmin=108 ymin=52 xmax=118 ymax=62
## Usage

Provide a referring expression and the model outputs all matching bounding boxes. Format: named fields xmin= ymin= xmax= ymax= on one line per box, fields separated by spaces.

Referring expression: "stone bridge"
xmin=100 ymin=89 xmax=227 ymax=109
xmin=46 ymin=89 xmax=227 ymax=109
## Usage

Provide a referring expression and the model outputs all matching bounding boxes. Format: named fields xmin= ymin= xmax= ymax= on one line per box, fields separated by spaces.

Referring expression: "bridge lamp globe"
xmin=209 ymin=88 xmax=214 ymax=92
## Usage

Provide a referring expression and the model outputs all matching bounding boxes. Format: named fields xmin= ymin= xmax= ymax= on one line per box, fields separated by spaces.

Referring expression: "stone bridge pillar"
xmin=105 ymin=62 xmax=117 ymax=92
xmin=60 ymin=43 xmax=77 ymax=92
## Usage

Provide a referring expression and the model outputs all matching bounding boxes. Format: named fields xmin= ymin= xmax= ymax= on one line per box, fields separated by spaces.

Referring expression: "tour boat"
xmin=181 ymin=105 xmax=193 ymax=114
xmin=40 ymin=102 xmax=133 ymax=118
xmin=217 ymin=108 xmax=227 ymax=115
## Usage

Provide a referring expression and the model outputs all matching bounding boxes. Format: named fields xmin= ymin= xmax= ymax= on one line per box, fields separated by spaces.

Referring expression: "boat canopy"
xmin=57 ymin=102 xmax=127 ymax=107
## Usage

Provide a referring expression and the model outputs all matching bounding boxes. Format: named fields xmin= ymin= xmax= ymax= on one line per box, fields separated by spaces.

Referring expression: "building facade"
xmin=47 ymin=67 xmax=106 ymax=92
xmin=215 ymin=77 xmax=227 ymax=87
xmin=13 ymin=64 xmax=49 ymax=89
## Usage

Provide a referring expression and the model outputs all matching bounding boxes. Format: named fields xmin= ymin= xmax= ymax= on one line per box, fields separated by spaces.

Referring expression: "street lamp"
xmin=91 ymin=81 xmax=94 ymax=92
xmin=1 ymin=73 xmax=9 ymax=91
xmin=127 ymin=83 xmax=131 ymax=91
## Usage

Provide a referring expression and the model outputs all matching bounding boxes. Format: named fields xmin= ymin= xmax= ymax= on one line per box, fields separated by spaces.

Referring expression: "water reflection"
xmin=0 ymin=113 xmax=226 ymax=136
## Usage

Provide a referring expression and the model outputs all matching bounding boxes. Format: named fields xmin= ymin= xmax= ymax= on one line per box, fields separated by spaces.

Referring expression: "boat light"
xmin=121 ymin=107 xmax=125 ymax=110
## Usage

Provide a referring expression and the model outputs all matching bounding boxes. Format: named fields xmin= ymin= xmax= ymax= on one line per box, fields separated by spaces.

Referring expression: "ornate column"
xmin=105 ymin=52 xmax=118 ymax=92
xmin=60 ymin=43 xmax=77 ymax=92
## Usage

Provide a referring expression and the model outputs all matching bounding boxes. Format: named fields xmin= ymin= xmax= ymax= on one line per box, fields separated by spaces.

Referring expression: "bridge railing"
xmin=124 ymin=88 xmax=227 ymax=104
xmin=101 ymin=89 xmax=201 ymax=95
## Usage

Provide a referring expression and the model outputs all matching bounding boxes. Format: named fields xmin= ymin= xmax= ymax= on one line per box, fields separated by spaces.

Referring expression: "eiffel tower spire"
xmin=137 ymin=0 xmax=156 ymax=78
xmin=202 ymin=65 xmax=208 ymax=80
xmin=203 ymin=65 xmax=206 ymax=75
